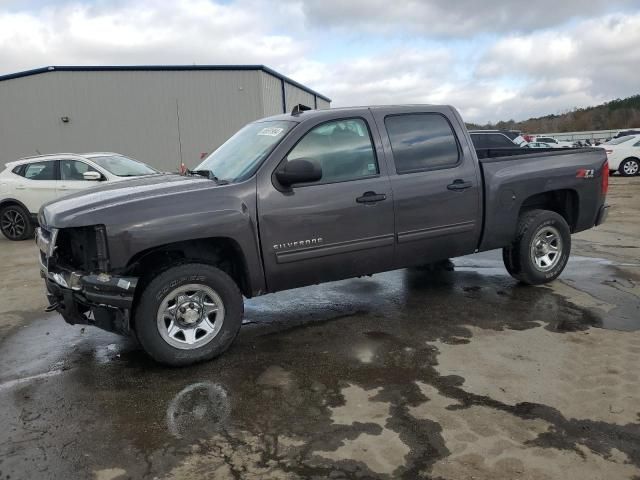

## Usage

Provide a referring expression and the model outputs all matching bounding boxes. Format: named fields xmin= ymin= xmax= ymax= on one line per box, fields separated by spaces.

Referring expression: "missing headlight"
xmin=55 ymin=225 xmax=110 ymax=272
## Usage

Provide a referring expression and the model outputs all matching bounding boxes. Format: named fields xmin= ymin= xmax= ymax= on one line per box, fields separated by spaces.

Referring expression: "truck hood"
xmin=40 ymin=173 xmax=219 ymax=228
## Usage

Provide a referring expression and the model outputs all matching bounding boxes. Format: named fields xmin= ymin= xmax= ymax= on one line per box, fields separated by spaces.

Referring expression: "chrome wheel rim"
xmin=156 ymin=284 xmax=225 ymax=350
xmin=623 ymin=160 xmax=638 ymax=175
xmin=530 ymin=226 xmax=562 ymax=272
xmin=1 ymin=209 xmax=26 ymax=239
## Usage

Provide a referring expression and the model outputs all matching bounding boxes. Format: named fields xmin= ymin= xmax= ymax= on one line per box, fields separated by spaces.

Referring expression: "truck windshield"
xmin=195 ymin=120 xmax=295 ymax=182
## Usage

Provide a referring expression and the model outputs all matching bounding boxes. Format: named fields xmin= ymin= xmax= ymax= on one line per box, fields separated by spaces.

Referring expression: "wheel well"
xmin=519 ymin=190 xmax=579 ymax=232
xmin=0 ymin=198 xmax=29 ymax=213
xmin=621 ymin=156 xmax=640 ymax=163
xmin=125 ymin=237 xmax=251 ymax=298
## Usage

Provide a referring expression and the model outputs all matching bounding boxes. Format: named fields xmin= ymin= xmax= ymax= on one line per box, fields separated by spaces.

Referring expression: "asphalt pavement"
xmin=0 ymin=177 xmax=638 ymax=480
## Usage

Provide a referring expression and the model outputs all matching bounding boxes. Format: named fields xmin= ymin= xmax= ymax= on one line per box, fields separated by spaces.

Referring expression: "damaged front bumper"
xmin=37 ymin=227 xmax=138 ymax=335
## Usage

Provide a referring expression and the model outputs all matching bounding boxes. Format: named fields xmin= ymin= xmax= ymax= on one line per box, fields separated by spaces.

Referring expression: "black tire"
xmin=134 ymin=263 xmax=244 ymax=366
xmin=619 ymin=158 xmax=639 ymax=177
xmin=502 ymin=209 xmax=571 ymax=285
xmin=0 ymin=203 xmax=34 ymax=241
xmin=501 ymin=246 xmax=519 ymax=277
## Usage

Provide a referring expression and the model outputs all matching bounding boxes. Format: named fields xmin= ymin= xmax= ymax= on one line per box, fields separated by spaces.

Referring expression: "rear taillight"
xmin=602 ymin=161 xmax=609 ymax=196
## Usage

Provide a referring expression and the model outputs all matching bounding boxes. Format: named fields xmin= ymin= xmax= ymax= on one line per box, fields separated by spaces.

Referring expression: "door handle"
xmin=15 ymin=185 xmax=26 ymax=190
xmin=356 ymin=191 xmax=387 ymax=204
xmin=447 ymin=179 xmax=473 ymax=191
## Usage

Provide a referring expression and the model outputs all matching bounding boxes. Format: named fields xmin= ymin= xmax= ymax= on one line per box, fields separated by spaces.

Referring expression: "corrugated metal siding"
xmin=0 ymin=70 xmax=265 ymax=171
xmin=284 ymin=82 xmax=316 ymax=113
xmin=316 ymin=98 xmax=331 ymax=110
xmin=260 ymin=71 xmax=285 ymax=116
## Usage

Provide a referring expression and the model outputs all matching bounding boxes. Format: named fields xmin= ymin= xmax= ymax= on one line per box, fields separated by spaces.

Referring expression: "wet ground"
xmin=0 ymin=177 xmax=639 ymax=479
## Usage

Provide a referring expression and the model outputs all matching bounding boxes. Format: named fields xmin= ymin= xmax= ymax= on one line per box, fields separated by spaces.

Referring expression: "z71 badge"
xmin=576 ymin=169 xmax=595 ymax=178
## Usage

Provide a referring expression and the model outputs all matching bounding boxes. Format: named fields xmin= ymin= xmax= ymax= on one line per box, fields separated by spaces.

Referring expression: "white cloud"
xmin=0 ymin=1 xmax=305 ymax=72
xmin=0 ymin=1 xmax=638 ymax=123
xmin=287 ymin=0 xmax=640 ymax=36
xmin=292 ymin=48 xmax=454 ymax=106
xmin=472 ymin=13 xmax=640 ymax=118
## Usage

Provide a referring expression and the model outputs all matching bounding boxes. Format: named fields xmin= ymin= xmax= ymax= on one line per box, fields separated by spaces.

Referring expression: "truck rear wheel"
xmin=502 ymin=209 xmax=571 ymax=285
xmin=134 ymin=263 xmax=244 ymax=366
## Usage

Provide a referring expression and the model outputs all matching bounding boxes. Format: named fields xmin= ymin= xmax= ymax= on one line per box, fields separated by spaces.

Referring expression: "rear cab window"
xmin=385 ymin=113 xmax=460 ymax=174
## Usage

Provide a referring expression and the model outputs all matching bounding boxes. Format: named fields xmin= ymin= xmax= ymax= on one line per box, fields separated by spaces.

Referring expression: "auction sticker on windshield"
xmin=258 ymin=127 xmax=284 ymax=136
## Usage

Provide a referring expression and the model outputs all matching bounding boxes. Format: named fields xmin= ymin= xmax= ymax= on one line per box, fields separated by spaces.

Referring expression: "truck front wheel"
xmin=502 ymin=209 xmax=571 ymax=285
xmin=134 ymin=263 xmax=244 ymax=366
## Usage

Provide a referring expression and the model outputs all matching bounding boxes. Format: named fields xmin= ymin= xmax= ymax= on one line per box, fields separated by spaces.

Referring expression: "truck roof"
xmin=261 ymin=104 xmax=450 ymax=124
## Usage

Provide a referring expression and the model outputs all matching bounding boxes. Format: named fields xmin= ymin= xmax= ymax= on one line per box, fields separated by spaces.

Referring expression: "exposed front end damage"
xmin=37 ymin=224 xmax=138 ymax=335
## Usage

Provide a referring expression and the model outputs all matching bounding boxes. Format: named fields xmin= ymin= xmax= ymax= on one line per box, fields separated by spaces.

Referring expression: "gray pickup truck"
xmin=37 ymin=105 xmax=609 ymax=366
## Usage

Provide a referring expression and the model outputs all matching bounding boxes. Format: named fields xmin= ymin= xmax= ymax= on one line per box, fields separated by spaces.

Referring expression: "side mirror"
xmin=83 ymin=171 xmax=103 ymax=181
xmin=276 ymin=158 xmax=322 ymax=187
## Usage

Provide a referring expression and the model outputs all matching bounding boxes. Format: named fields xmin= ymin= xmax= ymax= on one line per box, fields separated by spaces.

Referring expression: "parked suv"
xmin=37 ymin=105 xmax=609 ymax=366
xmin=0 ymin=153 xmax=158 ymax=240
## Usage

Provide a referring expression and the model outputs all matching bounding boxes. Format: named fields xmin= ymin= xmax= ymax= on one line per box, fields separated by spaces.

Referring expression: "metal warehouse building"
xmin=0 ymin=65 xmax=331 ymax=171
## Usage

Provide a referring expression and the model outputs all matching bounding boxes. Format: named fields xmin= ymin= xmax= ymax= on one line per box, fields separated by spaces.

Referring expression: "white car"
xmin=524 ymin=142 xmax=553 ymax=149
xmin=0 ymin=152 xmax=158 ymax=240
xmin=601 ymin=135 xmax=640 ymax=176
xmin=532 ymin=136 xmax=575 ymax=148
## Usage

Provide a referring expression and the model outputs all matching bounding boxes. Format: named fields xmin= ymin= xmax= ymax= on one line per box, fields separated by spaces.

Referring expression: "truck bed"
xmin=476 ymin=147 xmax=608 ymax=252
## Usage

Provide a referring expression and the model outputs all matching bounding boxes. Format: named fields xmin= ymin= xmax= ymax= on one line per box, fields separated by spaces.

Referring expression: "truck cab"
xmin=255 ymin=106 xmax=482 ymax=291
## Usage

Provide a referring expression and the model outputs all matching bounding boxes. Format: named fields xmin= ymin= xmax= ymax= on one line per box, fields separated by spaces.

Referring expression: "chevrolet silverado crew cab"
xmin=37 ymin=105 xmax=610 ymax=366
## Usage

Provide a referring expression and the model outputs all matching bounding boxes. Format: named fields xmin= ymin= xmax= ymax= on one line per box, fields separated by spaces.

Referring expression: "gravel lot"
xmin=0 ymin=177 xmax=638 ymax=480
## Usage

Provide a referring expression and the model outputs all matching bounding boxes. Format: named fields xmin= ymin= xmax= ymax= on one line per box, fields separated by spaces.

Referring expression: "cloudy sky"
xmin=1 ymin=0 xmax=639 ymax=123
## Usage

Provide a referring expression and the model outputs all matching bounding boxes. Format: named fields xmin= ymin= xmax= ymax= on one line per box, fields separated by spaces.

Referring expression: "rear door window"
xmin=22 ymin=161 xmax=57 ymax=180
xmin=385 ymin=114 xmax=460 ymax=174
